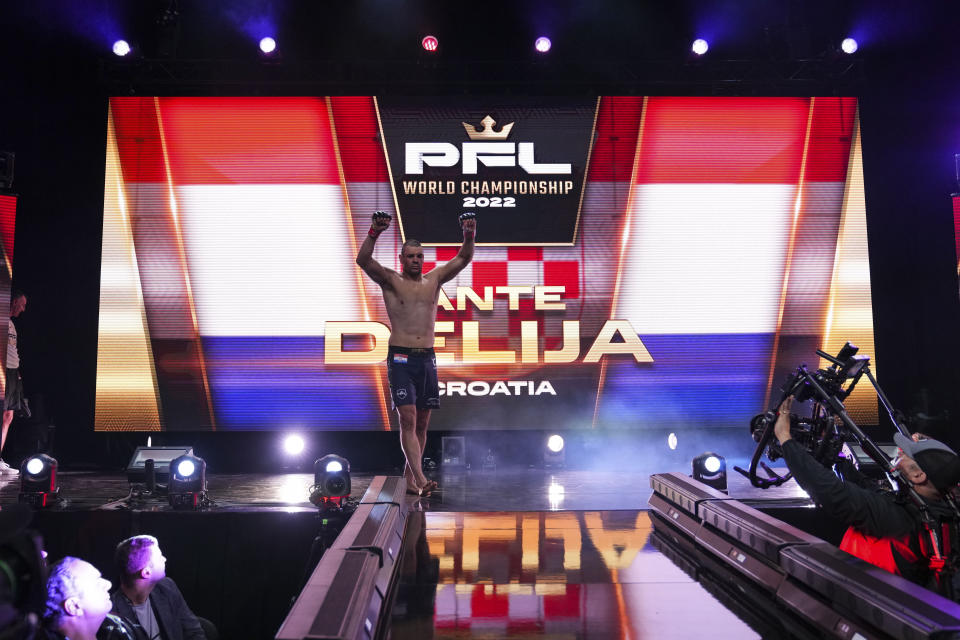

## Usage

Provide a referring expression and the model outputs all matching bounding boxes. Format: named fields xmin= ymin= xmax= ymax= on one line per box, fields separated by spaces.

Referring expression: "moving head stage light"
xmin=736 ymin=341 xmax=960 ymax=599
xmin=126 ymin=446 xmax=194 ymax=487
xmin=311 ymin=454 xmax=351 ymax=508
xmin=167 ymin=453 xmax=208 ymax=509
xmin=18 ymin=454 xmax=59 ymax=508
xmin=692 ymin=452 xmax=727 ymax=492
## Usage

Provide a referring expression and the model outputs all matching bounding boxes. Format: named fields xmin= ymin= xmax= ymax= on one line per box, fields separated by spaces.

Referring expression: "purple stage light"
xmin=112 ymin=40 xmax=131 ymax=56
xmin=691 ymin=38 xmax=709 ymax=56
xmin=841 ymin=37 xmax=858 ymax=54
xmin=535 ymin=37 xmax=552 ymax=53
xmin=259 ymin=37 xmax=277 ymax=54
xmin=422 ymin=35 xmax=439 ymax=52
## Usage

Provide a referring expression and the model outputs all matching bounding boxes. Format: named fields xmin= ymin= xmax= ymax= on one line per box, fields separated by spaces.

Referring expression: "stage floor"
xmin=378 ymin=469 xmax=813 ymax=638
xmin=0 ymin=466 xmax=810 ymax=512
xmin=389 ymin=509 xmax=762 ymax=639
xmin=0 ymin=468 xmax=819 ymax=639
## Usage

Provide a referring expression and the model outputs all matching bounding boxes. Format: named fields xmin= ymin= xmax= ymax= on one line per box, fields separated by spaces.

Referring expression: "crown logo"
xmin=462 ymin=115 xmax=514 ymax=141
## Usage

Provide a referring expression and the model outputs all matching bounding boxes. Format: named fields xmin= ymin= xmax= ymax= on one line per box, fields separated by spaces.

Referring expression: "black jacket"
xmin=111 ymin=578 xmax=206 ymax=640
xmin=40 ymin=613 xmax=146 ymax=640
xmin=782 ymin=438 xmax=956 ymax=586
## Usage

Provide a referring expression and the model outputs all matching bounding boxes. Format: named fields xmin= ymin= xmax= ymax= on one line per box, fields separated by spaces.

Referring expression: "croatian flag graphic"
xmin=98 ymin=96 xmax=873 ymax=432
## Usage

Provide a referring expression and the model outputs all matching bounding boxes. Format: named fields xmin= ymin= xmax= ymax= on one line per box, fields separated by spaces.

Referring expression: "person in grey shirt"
xmin=1 ymin=289 xmax=27 ymax=475
xmin=110 ymin=536 xmax=206 ymax=640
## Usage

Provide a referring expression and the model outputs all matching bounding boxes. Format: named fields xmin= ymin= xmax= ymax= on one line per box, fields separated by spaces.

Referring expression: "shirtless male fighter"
xmin=356 ymin=211 xmax=476 ymax=495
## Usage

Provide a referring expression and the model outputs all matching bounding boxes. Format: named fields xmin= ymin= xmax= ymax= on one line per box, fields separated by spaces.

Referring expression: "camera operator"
xmin=775 ymin=396 xmax=960 ymax=589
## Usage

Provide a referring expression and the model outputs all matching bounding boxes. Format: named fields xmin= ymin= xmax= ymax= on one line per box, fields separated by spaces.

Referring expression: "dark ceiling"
xmin=2 ymin=1 xmax=955 ymax=94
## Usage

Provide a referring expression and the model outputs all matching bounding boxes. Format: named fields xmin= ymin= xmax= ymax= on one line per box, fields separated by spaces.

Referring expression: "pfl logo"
xmin=404 ymin=116 xmax=572 ymax=176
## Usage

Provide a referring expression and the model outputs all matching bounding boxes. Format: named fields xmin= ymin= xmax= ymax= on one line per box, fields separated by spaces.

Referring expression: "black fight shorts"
xmin=4 ymin=368 xmax=24 ymax=412
xmin=386 ymin=347 xmax=440 ymax=411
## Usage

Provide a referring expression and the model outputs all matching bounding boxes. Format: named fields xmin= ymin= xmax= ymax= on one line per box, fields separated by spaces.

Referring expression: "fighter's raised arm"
xmin=355 ymin=211 xmax=396 ymax=288
xmin=431 ymin=212 xmax=477 ymax=285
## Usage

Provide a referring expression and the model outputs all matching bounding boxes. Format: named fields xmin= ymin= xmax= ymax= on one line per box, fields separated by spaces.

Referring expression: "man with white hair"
xmin=41 ymin=557 xmax=143 ymax=640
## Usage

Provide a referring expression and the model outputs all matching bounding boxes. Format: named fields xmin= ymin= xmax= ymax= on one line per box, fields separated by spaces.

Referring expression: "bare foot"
xmin=406 ymin=480 xmax=422 ymax=495
xmin=418 ymin=481 xmax=435 ymax=497
xmin=423 ymin=480 xmax=439 ymax=493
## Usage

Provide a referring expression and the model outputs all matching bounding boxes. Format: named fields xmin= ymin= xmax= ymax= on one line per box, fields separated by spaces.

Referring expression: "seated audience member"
xmin=41 ymin=556 xmax=144 ymax=640
xmin=111 ymin=536 xmax=206 ymax=640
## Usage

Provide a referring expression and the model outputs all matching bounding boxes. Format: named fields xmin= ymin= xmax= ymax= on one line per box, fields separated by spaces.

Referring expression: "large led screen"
xmin=97 ymin=96 xmax=875 ymax=431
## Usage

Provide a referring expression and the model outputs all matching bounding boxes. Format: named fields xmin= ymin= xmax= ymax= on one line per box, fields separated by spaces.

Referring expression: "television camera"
xmin=0 ymin=505 xmax=47 ymax=640
xmin=736 ymin=342 xmax=899 ymax=489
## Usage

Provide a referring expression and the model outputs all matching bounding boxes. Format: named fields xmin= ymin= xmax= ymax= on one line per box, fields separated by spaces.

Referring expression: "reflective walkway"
xmin=389 ymin=510 xmax=759 ymax=639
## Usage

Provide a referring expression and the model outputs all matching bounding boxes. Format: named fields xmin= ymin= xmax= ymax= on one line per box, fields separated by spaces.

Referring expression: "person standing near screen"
xmin=355 ymin=211 xmax=476 ymax=495
xmin=0 ymin=289 xmax=27 ymax=475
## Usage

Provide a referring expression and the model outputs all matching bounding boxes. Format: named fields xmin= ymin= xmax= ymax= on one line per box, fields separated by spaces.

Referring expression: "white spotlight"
xmin=112 ymin=40 xmax=131 ymax=57
xmin=325 ymin=460 xmax=343 ymax=473
xmin=547 ymin=434 xmax=564 ymax=453
xmin=691 ymin=38 xmax=709 ymax=56
xmin=284 ymin=434 xmax=305 ymax=456
xmin=841 ymin=37 xmax=858 ymax=54
xmin=25 ymin=457 xmax=45 ymax=475
xmin=259 ymin=37 xmax=277 ymax=54
xmin=704 ymin=455 xmax=722 ymax=473
xmin=667 ymin=433 xmax=678 ymax=450
xmin=535 ymin=37 xmax=552 ymax=53
xmin=177 ymin=459 xmax=196 ymax=477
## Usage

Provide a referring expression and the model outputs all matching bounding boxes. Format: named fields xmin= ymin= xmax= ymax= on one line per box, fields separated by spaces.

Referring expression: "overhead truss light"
xmin=841 ymin=38 xmax=858 ymax=54
xmin=260 ymin=37 xmax=277 ymax=54
xmin=691 ymin=38 xmax=709 ymax=56
xmin=112 ymin=40 xmax=131 ymax=57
